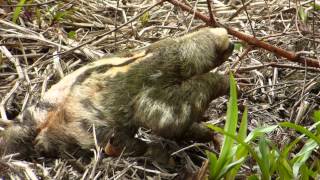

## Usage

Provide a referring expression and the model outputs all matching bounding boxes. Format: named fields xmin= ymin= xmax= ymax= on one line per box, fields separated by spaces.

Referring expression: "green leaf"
xmin=292 ymin=139 xmax=318 ymax=178
xmin=248 ymin=175 xmax=259 ymax=180
xmin=239 ymin=107 xmax=248 ymax=141
xmin=36 ymin=8 xmax=41 ymax=27
xmin=310 ymin=2 xmax=320 ymax=11
xmin=208 ymin=125 xmax=276 ymax=179
xmin=226 ymin=107 xmax=248 ymax=179
xmin=268 ymin=149 xmax=278 ymax=176
xmin=280 ymin=122 xmax=320 ymax=144
xmin=68 ymin=31 xmax=76 ymax=39
xmin=245 ymin=125 xmax=278 ymax=143
xmin=212 ymin=73 xmax=238 ymax=178
xmin=258 ymin=136 xmax=270 ymax=179
xmin=313 ymin=110 xmax=320 ymax=122
xmin=53 ymin=11 xmax=68 ymax=22
xmin=281 ymin=120 xmax=320 ymax=157
xmin=281 ymin=136 xmax=301 ymax=158
xmin=277 ymin=157 xmax=293 ymax=179
xmin=217 ymin=157 xmax=246 ymax=179
xmin=207 ymin=151 xmax=217 ymax=179
xmin=300 ymin=164 xmax=314 ymax=180
xmin=207 ymin=125 xmax=261 ymax=172
xmin=313 ymin=110 xmax=320 ymax=134
xmin=298 ymin=7 xmax=308 ymax=23
xmin=139 ymin=12 xmax=150 ymax=26
xmin=234 ymin=42 xmax=243 ymax=51
xmin=12 ymin=0 xmax=27 ymax=23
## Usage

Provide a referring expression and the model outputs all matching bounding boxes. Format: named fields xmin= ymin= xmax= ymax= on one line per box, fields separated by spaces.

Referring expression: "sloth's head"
xmin=176 ymin=27 xmax=234 ymax=77
xmin=123 ymin=27 xmax=234 ymax=84
xmin=0 ymin=121 xmax=37 ymax=158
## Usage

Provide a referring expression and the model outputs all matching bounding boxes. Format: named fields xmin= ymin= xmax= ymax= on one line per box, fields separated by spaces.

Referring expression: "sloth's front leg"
xmin=133 ymin=72 xmax=229 ymax=141
xmin=104 ymin=129 xmax=148 ymax=156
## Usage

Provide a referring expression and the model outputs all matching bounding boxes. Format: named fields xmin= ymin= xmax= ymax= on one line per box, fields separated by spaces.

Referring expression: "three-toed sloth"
xmin=0 ymin=28 xmax=234 ymax=159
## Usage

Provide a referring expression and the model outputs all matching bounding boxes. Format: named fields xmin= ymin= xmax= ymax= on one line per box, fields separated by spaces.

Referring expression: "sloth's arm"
xmin=133 ymin=72 xmax=229 ymax=140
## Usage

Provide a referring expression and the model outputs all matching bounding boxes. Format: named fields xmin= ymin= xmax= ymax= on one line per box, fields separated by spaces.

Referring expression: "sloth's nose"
xmin=228 ymin=42 xmax=234 ymax=52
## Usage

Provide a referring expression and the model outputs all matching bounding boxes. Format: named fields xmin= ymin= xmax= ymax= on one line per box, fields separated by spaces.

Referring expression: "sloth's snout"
xmin=227 ymin=42 xmax=234 ymax=52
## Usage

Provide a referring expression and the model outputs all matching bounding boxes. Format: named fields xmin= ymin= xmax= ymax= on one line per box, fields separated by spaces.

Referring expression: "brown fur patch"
xmin=36 ymin=106 xmax=66 ymax=135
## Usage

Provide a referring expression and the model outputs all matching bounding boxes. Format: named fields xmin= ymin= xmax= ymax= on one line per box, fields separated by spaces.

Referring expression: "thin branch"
xmin=228 ymin=0 xmax=254 ymax=21
xmin=240 ymin=0 xmax=256 ymax=37
xmin=237 ymin=62 xmax=320 ymax=73
xmin=206 ymin=0 xmax=216 ymax=26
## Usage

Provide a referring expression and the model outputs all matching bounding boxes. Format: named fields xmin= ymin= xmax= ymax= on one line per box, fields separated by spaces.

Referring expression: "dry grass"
xmin=0 ymin=0 xmax=319 ymax=179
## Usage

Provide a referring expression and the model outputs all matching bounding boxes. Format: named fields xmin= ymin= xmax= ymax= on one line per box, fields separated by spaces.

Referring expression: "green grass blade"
xmin=239 ymin=107 xmax=248 ymax=141
xmin=211 ymin=73 xmax=238 ymax=178
xmin=280 ymin=122 xmax=320 ymax=144
xmin=276 ymin=137 xmax=299 ymax=178
xmin=281 ymin=120 xmax=320 ymax=157
xmin=245 ymin=125 xmax=278 ymax=143
xmin=258 ymin=136 xmax=270 ymax=180
xmin=298 ymin=7 xmax=308 ymax=23
xmin=313 ymin=111 xmax=320 ymax=133
xmin=207 ymin=125 xmax=261 ymax=171
xmin=207 ymin=151 xmax=218 ymax=179
xmin=310 ymin=2 xmax=320 ymax=10
xmin=300 ymin=164 xmax=315 ymax=180
xmin=226 ymin=107 xmax=248 ymax=179
xmin=12 ymin=0 xmax=27 ymax=23
xmin=292 ymin=139 xmax=318 ymax=178
xmin=281 ymin=137 xmax=301 ymax=158
xmin=313 ymin=110 xmax=320 ymax=122
xmin=277 ymin=157 xmax=293 ymax=179
xmin=248 ymin=175 xmax=259 ymax=180
xmin=208 ymin=126 xmax=277 ymax=179
xmin=217 ymin=157 xmax=246 ymax=179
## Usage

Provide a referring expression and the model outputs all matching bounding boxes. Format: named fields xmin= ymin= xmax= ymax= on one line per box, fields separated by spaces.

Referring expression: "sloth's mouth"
xmin=212 ymin=42 xmax=234 ymax=68
xmin=221 ymin=42 xmax=234 ymax=60
xmin=225 ymin=42 xmax=234 ymax=54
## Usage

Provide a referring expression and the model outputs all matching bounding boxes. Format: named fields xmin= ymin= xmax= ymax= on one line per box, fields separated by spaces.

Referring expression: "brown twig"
xmin=196 ymin=159 xmax=209 ymax=180
xmin=240 ymin=0 xmax=256 ymax=37
xmin=232 ymin=45 xmax=254 ymax=71
xmin=237 ymin=62 xmax=320 ymax=73
xmin=206 ymin=0 xmax=216 ymax=26
xmin=165 ymin=0 xmax=320 ymax=68
xmin=228 ymin=0 xmax=254 ymax=21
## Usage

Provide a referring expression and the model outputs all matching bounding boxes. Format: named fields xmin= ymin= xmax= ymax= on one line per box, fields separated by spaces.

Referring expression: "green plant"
xmin=12 ymin=0 xmax=27 ymax=23
xmin=139 ymin=12 xmax=150 ymax=26
xmin=207 ymin=74 xmax=277 ymax=179
xmin=206 ymin=74 xmax=320 ymax=179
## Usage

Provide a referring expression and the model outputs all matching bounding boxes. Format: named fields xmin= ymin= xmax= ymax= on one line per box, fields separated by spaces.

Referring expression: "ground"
xmin=0 ymin=0 xmax=319 ymax=179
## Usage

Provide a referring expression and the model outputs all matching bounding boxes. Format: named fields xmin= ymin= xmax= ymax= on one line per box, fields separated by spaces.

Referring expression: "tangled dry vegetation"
xmin=0 ymin=0 xmax=319 ymax=179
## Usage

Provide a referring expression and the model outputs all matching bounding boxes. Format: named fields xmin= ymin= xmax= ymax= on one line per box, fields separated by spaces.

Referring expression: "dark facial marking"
xmin=80 ymin=98 xmax=104 ymax=120
xmin=36 ymin=101 xmax=55 ymax=110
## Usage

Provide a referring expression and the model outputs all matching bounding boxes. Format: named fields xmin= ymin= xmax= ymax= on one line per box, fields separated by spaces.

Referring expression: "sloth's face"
xmin=217 ymin=41 xmax=234 ymax=65
xmin=179 ymin=27 xmax=234 ymax=75
xmin=121 ymin=27 xmax=234 ymax=83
